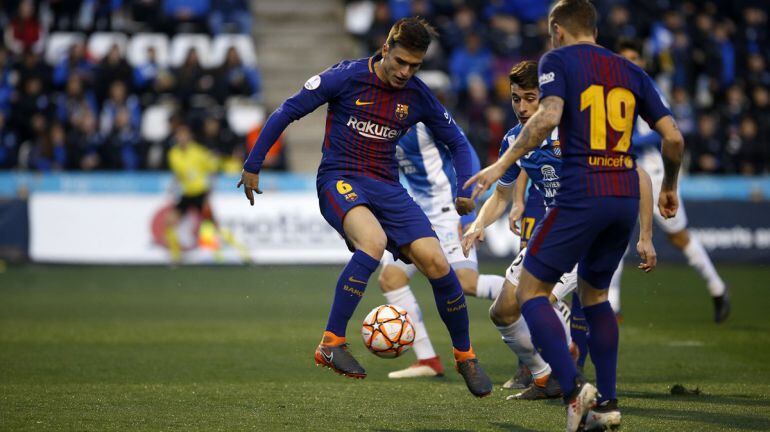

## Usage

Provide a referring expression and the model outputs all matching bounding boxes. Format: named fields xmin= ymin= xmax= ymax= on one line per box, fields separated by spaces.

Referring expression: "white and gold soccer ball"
xmin=361 ymin=304 xmax=415 ymax=358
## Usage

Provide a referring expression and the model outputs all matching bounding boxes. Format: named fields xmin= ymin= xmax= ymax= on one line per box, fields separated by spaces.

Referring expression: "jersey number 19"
xmin=580 ymin=85 xmax=636 ymax=153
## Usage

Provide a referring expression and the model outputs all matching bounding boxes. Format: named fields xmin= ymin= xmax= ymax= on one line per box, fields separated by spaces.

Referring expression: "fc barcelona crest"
xmin=395 ymin=103 xmax=409 ymax=120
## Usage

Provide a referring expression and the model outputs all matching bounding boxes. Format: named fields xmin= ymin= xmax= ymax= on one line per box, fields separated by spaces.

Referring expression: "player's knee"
xmin=378 ymin=267 xmax=407 ymax=292
xmin=489 ymin=302 xmax=516 ymax=326
xmin=419 ymin=253 xmax=450 ymax=279
xmin=667 ymin=230 xmax=690 ymax=250
xmin=355 ymin=234 xmax=387 ymax=259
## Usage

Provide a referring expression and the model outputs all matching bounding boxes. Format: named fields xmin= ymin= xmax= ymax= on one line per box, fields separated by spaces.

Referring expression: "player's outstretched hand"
xmin=455 ymin=197 xmax=475 ymax=216
xmin=658 ymin=189 xmax=679 ymax=219
xmin=237 ymin=170 xmax=263 ymax=206
xmin=636 ymin=237 xmax=657 ymax=273
xmin=508 ymin=203 xmax=524 ymax=236
xmin=464 ymin=163 xmax=507 ymax=201
xmin=461 ymin=223 xmax=484 ymax=258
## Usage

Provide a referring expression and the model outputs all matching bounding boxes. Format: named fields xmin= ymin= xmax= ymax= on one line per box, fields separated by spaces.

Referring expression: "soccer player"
xmin=166 ymin=124 xmax=219 ymax=263
xmin=238 ymin=17 xmax=493 ymax=397
xmin=462 ymin=60 xmax=655 ymax=401
xmin=465 ymin=1 xmax=683 ymax=430
xmin=611 ymin=38 xmax=730 ymax=323
xmin=379 ymin=122 xmax=506 ymax=379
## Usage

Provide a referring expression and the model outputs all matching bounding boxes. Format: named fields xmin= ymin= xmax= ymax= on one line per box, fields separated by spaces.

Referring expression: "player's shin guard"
xmin=683 ymin=236 xmax=726 ymax=297
xmin=325 ymin=250 xmax=380 ymax=338
xmin=496 ymin=317 xmax=551 ymax=379
xmin=570 ymin=294 xmax=589 ymax=369
xmin=521 ymin=296 xmax=579 ymax=396
xmin=383 ymin=285 xmax=437 ymax=360
xmin=583 ymin=301 xmax=619 ymax=403
xmin=429 ymin=268 xmax=471 ymax=352
xmin=476 ymin=274 xmax=505 ymax=300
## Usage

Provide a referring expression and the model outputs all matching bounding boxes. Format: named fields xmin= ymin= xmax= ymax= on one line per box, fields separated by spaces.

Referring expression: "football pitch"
xmin=1 ymin=264 xmax=769 ymax=431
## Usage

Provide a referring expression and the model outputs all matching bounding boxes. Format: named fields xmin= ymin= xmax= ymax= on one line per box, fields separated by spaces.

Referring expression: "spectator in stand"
xmin=4 ymin=0 xmax=44 ymax=55
xmin=173 ymin=48 xmax=214 ymax=108
xmin=199 ymin=114 xmax=240 ymax=173
xmin=99 ymin=80 xmax=141 ymax=136
xmin=102 ymin=106 xmax=143 ymax=170
xmin=713 ymin=22 xmax=736 ymax=89
xmin=53 ymin=42 xmax=95 ymax=88
xmin=751 ymin=86 xmax=770 ymax=149
xmin=208 ymin=0 xmax=252 ymax=34
xmin=48 ymin=0 xmax=84 ymax=31
xmin=597 ymin=4 xmax=636 ymax=50
xmin=721 ymin=85 xmax=749 ymax=133
xmin=670 ymin=87 xmax=696 ymax=139
xmin=9 ymin=76 xmax=53 ymax=144
xmin=746 ymin=54 xmax=770 ymax=88
xmin=483 ymin=0 xmax=548 ymax=24
xmin=365 ymin=2 xmax=393 ymax=54
xmin=55 ymin=74 xmax=99 ymax=127
xmin=735 ymin=116 xmax=766 ymax=174
xmin=690 ymin=112 xmax=725 ymax=174
xmin=449 ymin=33 xmax=492 ymax=95
xmin=133 ymin=45 xmax=163 ymax=93
xmin=66 ymin=110 xmax=103 ymax=170
xmin=13 ymin=50 xmax=52 ymax=92
xmin=0 ymin=112 xmax=19 ymax=169
xmin=163 ymin=0 xmax=210 ymax=33
xmin=438 ymin=5 xmax=477 ymax=53
xmin=27 ymin=118 xmax=67 ymax=172
xmin=95 ymin=44 xmax=134 ymax=102
xmin=0 ymin=48 xmax=13 ymax=114
xmin=486 ymin=14 xmax=522 ymax=59
xmin=212 ymin=47 xmax=261 ymax=103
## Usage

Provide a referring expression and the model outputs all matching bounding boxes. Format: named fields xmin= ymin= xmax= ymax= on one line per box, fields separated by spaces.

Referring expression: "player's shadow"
xmin=623 ymin=405 xmax=769 ymax=430
xmin=623 ymin=389 xmax=770 ymax=408
xmin=488 ymin=423 xmax=543 ymax=432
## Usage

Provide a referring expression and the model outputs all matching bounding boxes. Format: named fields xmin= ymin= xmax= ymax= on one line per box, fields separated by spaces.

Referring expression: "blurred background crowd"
xmin=347 ymin=0 xmax=770 ymax=175
xmin=0 ymin=0 xmax=768 ymax=175
xmin=0 ymin=0 xmax=275 ymax=173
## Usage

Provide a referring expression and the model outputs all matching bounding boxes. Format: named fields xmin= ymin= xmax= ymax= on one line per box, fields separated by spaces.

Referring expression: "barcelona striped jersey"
xmin=537 ymin=43 xmax=671 ymax=204
xmin=244 ymin=54 xmax=474 ymax=198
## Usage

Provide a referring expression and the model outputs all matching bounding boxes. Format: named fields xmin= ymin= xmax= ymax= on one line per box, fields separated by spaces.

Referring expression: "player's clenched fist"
xmin=237 ymin=170 xmax=263 ymax=206
xmin=455 ymin=197 xmax=475 ymax=216
xmin=658 ymin=189 xmax=679 ymax=219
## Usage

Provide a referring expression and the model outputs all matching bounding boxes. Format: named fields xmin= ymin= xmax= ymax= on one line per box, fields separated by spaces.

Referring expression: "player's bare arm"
xmin=654 ymin=115 xmax=684 ymax=219
xmin=461 ymin=183 xmax=513 ymax=257
xmin=509 ymin=169 xmax=528 ymax=235
xmin=464 ymin=96 xmax=564 ymax=200
xmin=636 ymin=167 xmax=656 ymax=272
xmin=237 ymin=170 xmax=262 ymax=206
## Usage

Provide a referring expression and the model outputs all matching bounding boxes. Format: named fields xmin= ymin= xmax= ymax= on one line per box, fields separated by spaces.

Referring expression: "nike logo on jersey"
xmin=348 ymin=276 xmax=367 ymax=285
xmin=447 ymin=294 xmax=464 ymax=305
xmin=355 ymin=99 xmax=375 ymax=106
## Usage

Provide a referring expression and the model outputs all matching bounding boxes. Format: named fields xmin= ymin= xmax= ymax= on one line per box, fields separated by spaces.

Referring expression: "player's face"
xmin=380 ymin=44 xmax=425 ymax=89
xmin=619 ymin=48 xmax=645 ymax=69
xmin=511 ymin=84 xmax=540 ymax=125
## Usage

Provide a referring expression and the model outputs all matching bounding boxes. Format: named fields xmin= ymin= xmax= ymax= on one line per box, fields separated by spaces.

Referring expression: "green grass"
xmin=1 ymin=263 xmax=769 ymax=431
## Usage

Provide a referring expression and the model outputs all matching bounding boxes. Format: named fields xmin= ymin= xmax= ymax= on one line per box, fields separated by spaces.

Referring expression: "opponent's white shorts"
xmin=505 ymin=247 xmax=577 ymax=302
xmin=638 ymin=150 xmax=688 ymax=234
xmin=381 ymin=210 xmax=478 ymax=277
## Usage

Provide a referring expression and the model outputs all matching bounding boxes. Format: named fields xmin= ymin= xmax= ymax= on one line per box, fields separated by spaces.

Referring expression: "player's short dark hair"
xmin=508 ymin=61 xmax=539 ymax=89
xmin=616 ymin=37 xmax=643 ymax=56
xmin=549 ymin=0 xmax=597 ymax=36
xmin=386 ymin=17 xmax=437 ymax=53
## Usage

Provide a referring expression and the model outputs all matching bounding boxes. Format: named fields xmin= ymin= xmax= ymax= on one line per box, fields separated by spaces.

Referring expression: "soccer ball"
xmin=361 ymin=304 xmax=415 ymax=358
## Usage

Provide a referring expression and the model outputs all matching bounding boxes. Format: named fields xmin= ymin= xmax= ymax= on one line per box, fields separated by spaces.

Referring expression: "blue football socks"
xmin=429 ymin=268 xmax=471 ymax=352
xmin=570 ymin=294 xmax=589 ymax=369
xmin=325 ymin=250 xmax=380 ymax=338
xmin=521 ymin=296 xmax=579 ymax=396
xmin=583 ymin=301 xmax=619 ymax=403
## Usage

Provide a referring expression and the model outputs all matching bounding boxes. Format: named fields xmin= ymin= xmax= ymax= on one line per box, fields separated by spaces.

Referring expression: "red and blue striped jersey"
xmin=537 ymin=44 xmax=671 ymax=203
xmin=244 ymin=54 xmax=474 ymax=198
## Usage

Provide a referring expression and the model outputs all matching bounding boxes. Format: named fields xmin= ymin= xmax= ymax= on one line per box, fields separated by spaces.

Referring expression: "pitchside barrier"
xmin=0 ymin=173 xmax=768 ymax=264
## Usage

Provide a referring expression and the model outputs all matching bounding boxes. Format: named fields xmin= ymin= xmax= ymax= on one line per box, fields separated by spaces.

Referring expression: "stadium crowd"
xmin=0 ymin=0 xmax=268 ymax=172
xmin=348 ymin=0 xmax=770 ymax=175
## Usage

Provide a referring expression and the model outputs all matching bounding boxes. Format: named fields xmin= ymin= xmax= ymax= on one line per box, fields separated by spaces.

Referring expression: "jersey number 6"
xmin=336 ymin=180 xmax=353 ymax=195
xmin=580 ymin=85 xmax=636 ymax=153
